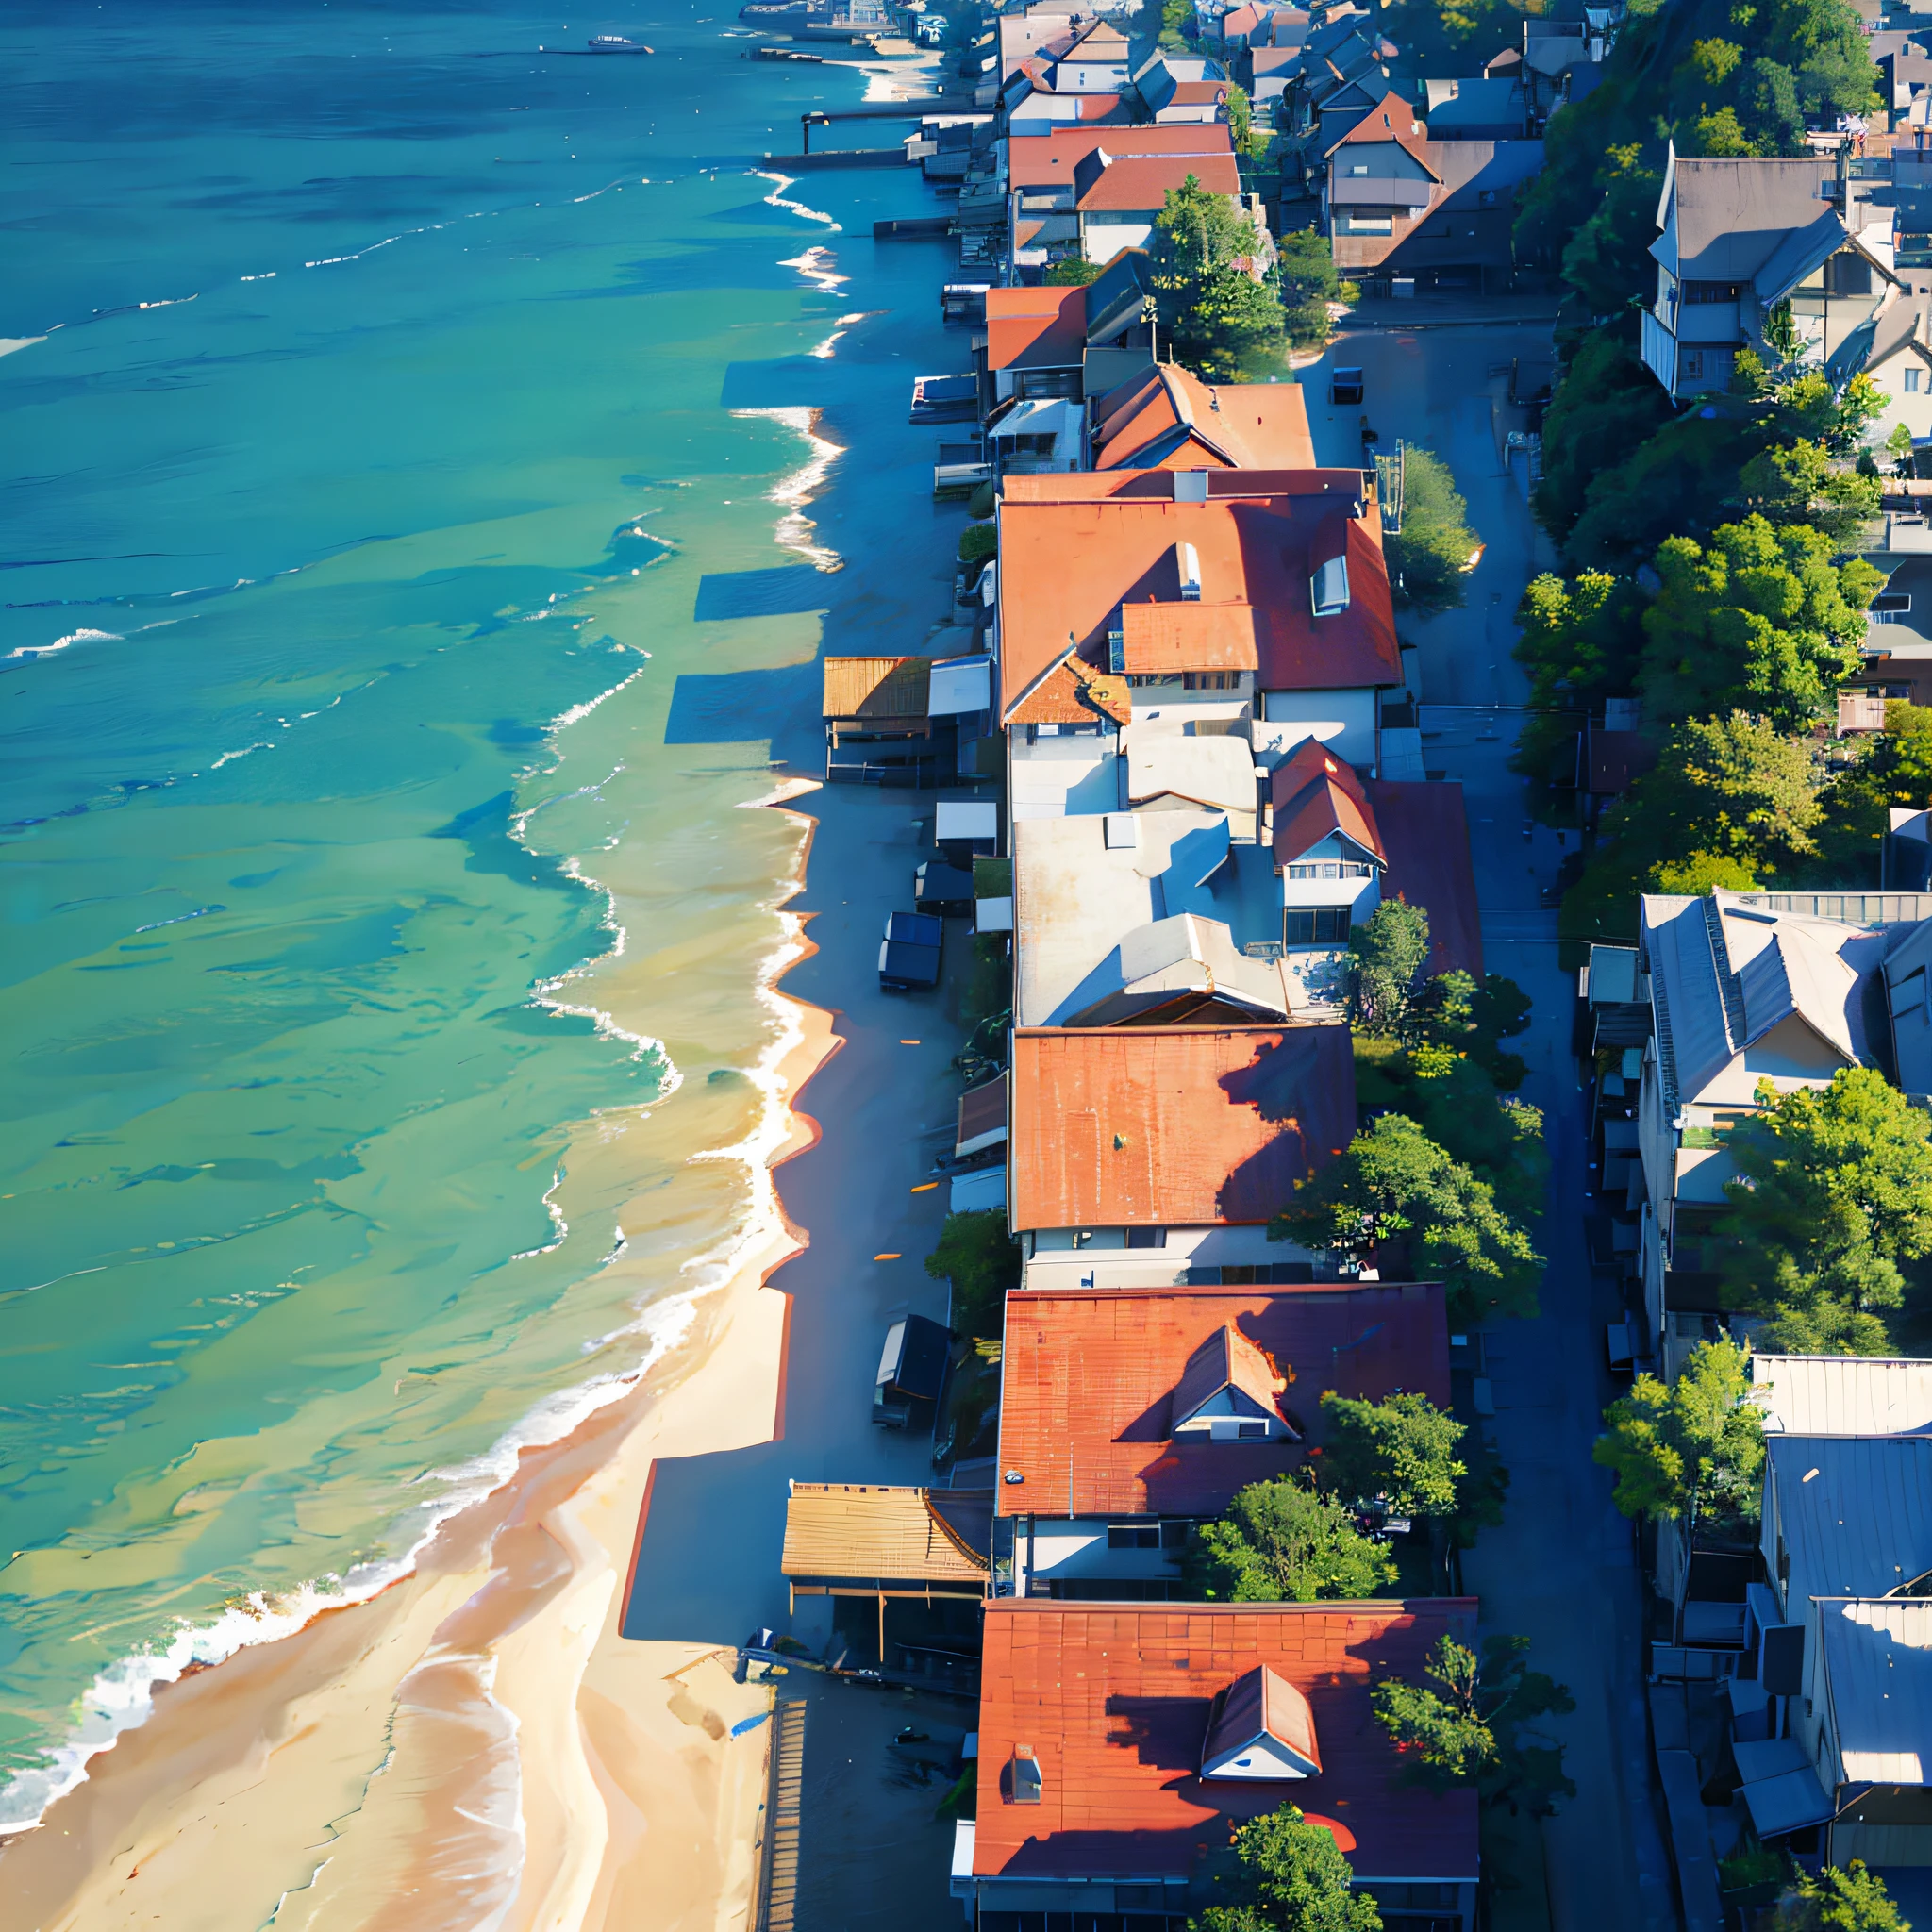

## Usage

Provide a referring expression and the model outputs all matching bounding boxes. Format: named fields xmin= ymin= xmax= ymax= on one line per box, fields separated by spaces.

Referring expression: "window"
xmin=1287 ymin=860 xmax=1373 ymax=879
xmin=1907 ymin=366 xmax=1924 ymax=393
xmin=1477 ymin=187 xmax=1497 ymax=207
xmin=1182 ymin=670 xmax=1240 ymax=691
xmin=1236 ymin=1420 xmax=1270 ymax=1440
xmin=1124 ymin=673 xmax=1179 ymax=689
xmin=1107 ymin=1523 xmax=1162 ymax=1549
xmin=1683 ymin=280 xmax=1743 ymax=303
xmin=1826 ymin=252 xmax=1873 ymax=296
xmin=1349 ymin=162 xmax=1370 ymax=175
xmin=1125 ymin=1226 xmax=1167 ymax=1249
xmin=1158 ymin=1519 xmax=1191 ymax=1550
xmin=1285 ymin=907 xmax=1352 ymax=943
xmin=1873 ymin=591 xmax=1912 ymax=625
xmin=1340 ymin=211 xmax=1392 ymax=235
xmin=1311 ymin=554 xmax=1350 ymax=616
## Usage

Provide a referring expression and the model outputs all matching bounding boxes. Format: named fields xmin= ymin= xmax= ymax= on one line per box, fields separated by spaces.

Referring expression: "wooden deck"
xmin=755 ymin=1697 xmax=808 ymax=1932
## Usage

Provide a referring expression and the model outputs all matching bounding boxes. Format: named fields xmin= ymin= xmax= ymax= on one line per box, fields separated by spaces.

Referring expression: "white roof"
xmin=991 ymin=397 xmax=1080 ymax=438
xmin=936 ymin=801 xmax=999 ymax=841
xmin=928 ymin=656 xmax=992 ymax=717
xmin=1752 ymin=1354 xmax=1932 ymax=1436
xmin=951 ymin=1164 xmax=1008 ymax=1214
xmin=1818 ymin=1598 xmax=1932 ymax=1785
xmin=1124 ymin=728 xmax=1261 ymax=816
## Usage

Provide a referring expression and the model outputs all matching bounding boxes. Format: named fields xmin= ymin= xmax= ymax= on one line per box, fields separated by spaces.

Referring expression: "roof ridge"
xmin=1701 ymin=895 xmax=1749 ymax=1049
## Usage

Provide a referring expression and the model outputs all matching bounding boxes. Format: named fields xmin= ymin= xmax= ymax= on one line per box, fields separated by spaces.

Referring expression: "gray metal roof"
xmin=1656 ymin=155 xmax=1837 ymax=281
xmin=1752 ymin=1355 xmax=1932 ymax=1436
xmin=1767 ymin=1435 xmax=1932 ymax=1610
xmin=1816 ymin=1598 xmax=1932 ymax=1785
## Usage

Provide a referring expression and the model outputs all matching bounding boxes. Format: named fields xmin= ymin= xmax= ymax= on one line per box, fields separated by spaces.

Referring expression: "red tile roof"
xmin=1008 ymin=1024 xmax=1356 ymax=1230
xmin=1366 ymin=777 xmax=1483 ymax=978
xmin=973 ymin=1598 xmax=1481 ymax=1883
xmin=1334 ymin=90 xmax=1435 ymax=168
xmin=1075 ymin=147 xmax=1242 ymax=210
xmin=1272 ymin=740 xmax=1384 ymax=866
xmin=996 ymin=1279 xmax=1452 ymax=1517
xmin=1092 ymin=362 xmax=1317 ymax=472
xmin=984 ymin=284 xmax=1090 ymax=374
xmin=1171 ymin=1321 xmax=1294 ymax=1430
xmin=1006 ymin=647 xmax=1133 ymax=725
xmin=996 ymin=471 xmax=1401 ymax=723
xmin=1118 ymin=600 xmax=1265 ymax=673
xmin=1008 ymin=123 xmax=1238 ymax=191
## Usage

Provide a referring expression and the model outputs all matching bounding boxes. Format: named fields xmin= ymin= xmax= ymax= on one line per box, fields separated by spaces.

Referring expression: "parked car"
xmin=914 ymin=859 xmax=975 ymax=917
xmin=879 ymin=910 xmax=943 ymax=991
xmin=1330 ymin=367 xmax=1364 ymax=406
xmin=874 ymin=1313 xmax=951 ymax=1429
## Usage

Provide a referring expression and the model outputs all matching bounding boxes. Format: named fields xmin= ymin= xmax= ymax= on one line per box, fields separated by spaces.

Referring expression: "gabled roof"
xmin=1368 ymin=777 xmax=1484 ymax=978
xmin=1171 ymin=1322 xmax=1294 ymax=1430
xmin=997 ymin=470 xmax=1401 ymax=722
xmin=996 ymin=1279 xmax=1451 ymax=1516
xmin=1062 ymin=908 xmax=1294 ymax=1027
xmin=1202 ymin=1664 xmax=1323 ymax=1778
xmin=1816 ymin=1598 xmax=1932 ymax=1786
xmin=1766 ymin=1434 xmax=1932 ymax=1611
xmin=1008 ymin=122 xmax=1235 ymax=190
xmin=972 ymin=1598 xmax=1481 ymax=1883
xmin=1653 ymin=150 xmax=1838 ymax=282
xmin=1006 ymin=643 xmax=1133 ymax=725
xmin=1271 ymin=739 xmax=1383 ymax=866
xmin=1074 ymin=146 xmax=1243 ymax=208
xmin=823 ymin=656 xmax=930 ymax=720
xmin=1329 ymin=92 xmax=1432 ymax=167
xmin=1119 ymin=598 xmax=1266 ymax=671
xmin=1751 ymin=1355 xmax=1932 ymax=1436
xmin=779 ymin=1483 xmax=991 ymax=1583
xmin=984 ymin=283 xmax=1090 ymax=372
xmin=1091 ymin=361 xmax=1317 ymax=471
xmin=1007 ymin=1022 xmax=1356 ymax=1229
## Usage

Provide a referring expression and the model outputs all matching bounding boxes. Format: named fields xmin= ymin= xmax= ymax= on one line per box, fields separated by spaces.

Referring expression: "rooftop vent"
xmin=1176 ymin=541 xmax=1203 ymax=601
xmin=1010 ymin=1745 xmax=1044 ymax=1804
xmin=1311 ymin=554 xmax=1350 ymax=617
xmin=1174 ymin=469 xmax=1209 ymax=504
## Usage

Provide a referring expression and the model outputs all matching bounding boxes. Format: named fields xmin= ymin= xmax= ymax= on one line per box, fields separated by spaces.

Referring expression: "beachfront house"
xmin=994 ymin=1278 xmax=1449 ymax=1596
xmin=956 ymin=1598 xmax=1481 ymax=1930
xmin=1633 ymin=889 xmax=1932 ymax=1382
xmin=1005 ymin=1020 xmax=1356 ymax=1287
xmin=975 ymin=246 xmax=1156 ymax=408
xmin=1090 ymin=359 xmax=1317 ymax=471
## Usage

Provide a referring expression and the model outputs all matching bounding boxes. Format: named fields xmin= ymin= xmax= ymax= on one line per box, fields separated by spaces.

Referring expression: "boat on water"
xmin=587 ymin=34 xmax=653 ymax=52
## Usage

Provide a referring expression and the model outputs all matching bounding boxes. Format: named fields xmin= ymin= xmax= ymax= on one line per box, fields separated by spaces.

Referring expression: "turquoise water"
xmin=0 ymin=0 xmax=952 ymax=1824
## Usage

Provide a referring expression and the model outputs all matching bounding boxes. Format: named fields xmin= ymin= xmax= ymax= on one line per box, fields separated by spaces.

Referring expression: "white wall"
xmin=1257 ymin=688 xmax=1378 ymax=767
xmin=1868 ymin=348 xmax=1932 ymax=445
xmin=1021 ymin=1222 xmax=1323 ymax=1291
xmin=1084 ymin=214 xmax=1157 ymax=263
xmin=1022 ymin=1520 xmax=1181 ymax=1589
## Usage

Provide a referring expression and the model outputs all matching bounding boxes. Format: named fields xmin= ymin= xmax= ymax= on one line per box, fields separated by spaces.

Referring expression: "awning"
xmin=936 ymin=801 xmax=999 ymax=842
xmin=928 ymin=656 xmax=993 ymax=716
xmin=991 ymin=396 xmax=1077 ymax=439
xmin=1740 ymin=1764 xmax=1835 ymax=1838
xmin=951 ymin=1164 xmax=1007 ymax=1213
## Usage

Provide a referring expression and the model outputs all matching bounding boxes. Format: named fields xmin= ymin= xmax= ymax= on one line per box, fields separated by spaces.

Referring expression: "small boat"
xmin=587 ymin=34 xmax=653 ymax=52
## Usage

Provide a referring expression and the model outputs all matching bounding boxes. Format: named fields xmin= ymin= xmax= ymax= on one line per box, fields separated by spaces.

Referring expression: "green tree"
xmin=1151 ymin=175 xmax=1285 ymax=379
xmin=1777 ymin=1860 xmax=1910 ymax=1931
xmin=1558 ymin=144 xmax=1667 ymax=316
xmin=1650 ymin=851 xmax=1763 ymax=893
xmin=1408 ymin=969 xmax=1532 ymax=1089
xmin=1638 ymin=516 xmax=1877 ymax=731
xmin=1372 ymin=1633 xmax=1576 ymax=1816
xmin=923 ymin=1208 xmax=1018 ymax=1341
xmin=1188 ymin=1476 xmax=1397 ymax=1603
xmin=1721 ymin=1068 xmax=1932 ymax=1352
xmin=1273 ymin=1113 xmax=1544 ymax=1324
xmin=1509 ymin=565 xmax=1648 ymax=791
xmin=1045 ymin=255 xmax=1102 ymax=286
xmin=1733 ymin=437 xmax=1882 ymax=543
xmin=1397 ymin=1056 xmax=1549 ymax=1223
xmin=1347 ymin=899 xmax=1432 ymax=1035
xmin=1863 ymin=699 xmax=1932 ymax=807
xmin=1592 ymin=1338 xmax=1766 ymax=1532
xmin=1532 ymin=329 xmax=1674 ymax=545
xmin=1193 ymin=1805 xmax=1383 ymax=1932
xmin=1564 ymin=406 xmax=1759 ymax=572
xmin=1275 ymin=228 xmax=1343 ymax=348
xmin=1317 ymin=1391 xmax=1466 ymax=1517
xmin=1225 ymin=83 xmax=1271 ymax=162
xmin=1387 ymin=449 xmax=1478 ymax=615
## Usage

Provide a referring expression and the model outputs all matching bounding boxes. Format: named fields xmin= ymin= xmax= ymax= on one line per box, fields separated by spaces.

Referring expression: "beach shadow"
xmin=663 ymin=659 xmax=821 ymax=746
xmin=719 ymin=357 xmax=843 ymax=411
xmin=694 ymin=565 xmax=836 ymax=623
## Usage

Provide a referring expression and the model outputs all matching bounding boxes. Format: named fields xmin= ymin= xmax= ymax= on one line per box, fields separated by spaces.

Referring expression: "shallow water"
xmin=0 ymin=0 xmax=960 ymax=1824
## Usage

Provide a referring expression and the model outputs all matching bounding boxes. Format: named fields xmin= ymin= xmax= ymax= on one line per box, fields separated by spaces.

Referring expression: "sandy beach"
xmin=1 ymin=795 xmax=842 ymax=1932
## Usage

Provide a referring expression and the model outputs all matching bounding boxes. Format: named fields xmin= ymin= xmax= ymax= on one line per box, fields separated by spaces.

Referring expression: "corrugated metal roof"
xmin=1008 ymin=1023 xmax=1355 ymax=1229
xmin=780 ymin=1483 xmax=991 ymax=1583
xmin=1751 ymin=1355 xmax=1932 ymax=1436
xmin=1369 ymin=778 xmax=1484 ymax=979
xmin=996 ymin=1279 xmax=1450 ymax=1517
xmin=1118 ymin=600 xmax=1265 ymax=672
xmin=1767 ymin=1435 xmax=1932 ymax=1608
xmin=971 ymin=1598 xmax=1479 ymax=1882
xmin=822 ymin=656 xmax=930 ymax=721
xmin=1817 ymin=1597 xmax=1932 ymax=1786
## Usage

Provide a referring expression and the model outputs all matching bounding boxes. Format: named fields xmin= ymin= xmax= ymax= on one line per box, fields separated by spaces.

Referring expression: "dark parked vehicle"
xmin=914 ymin=860 xmax=975 ymax=917
xmin=878 ymin=910 xmax=943 ymax=991
xmin=874 ymin=1313 xmax=951 ymax=1429
xmin=1330 ymin=367 xmax=1364 ymax=405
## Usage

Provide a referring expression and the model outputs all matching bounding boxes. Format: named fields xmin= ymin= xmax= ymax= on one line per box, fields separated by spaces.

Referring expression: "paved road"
xmin=1307 ymin=326 xmax=1681 ymax=1932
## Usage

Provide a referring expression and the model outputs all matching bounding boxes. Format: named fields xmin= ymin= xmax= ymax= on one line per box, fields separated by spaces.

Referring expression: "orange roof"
xmin=996 ymin=1279 xmax=1452 ymax=1517
xmin=1075 ymin=148 xmax=1242 ymax=210
xmin=1333 ymin=89 xmax=1436 ymax=170
xmin=1369 ymin=777 xmax=1484 ymax=977
xmin=1007 ymin=1023 xmax=1355 ymax=1230
xmin=973 ymin=1598 xmax=1481 ymax=1882
xmin=1118 ymin=599 xmax=1264 ymax=673
xmin=1092 ymin=362 xmax=1316 ymax=471
xmin=1008 ymin=123 xmax=1234 ymax=190
xmin=1170 ymin=1322 xmax=1293 ymax=1429
xmin=996 ymin=470 xmax=1400 ymax=719
xmin=984 ymin=284 xmax=1088 ymax=373
xmin=1271 ymin=738 xmax=1384 ymax=865
xmin=1006 ymin=647 xmax=1133 ymax=725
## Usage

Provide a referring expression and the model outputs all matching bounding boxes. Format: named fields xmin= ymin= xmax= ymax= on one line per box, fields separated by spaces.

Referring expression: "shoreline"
xmin=0 ymin=786 xmax=847 ymax=1930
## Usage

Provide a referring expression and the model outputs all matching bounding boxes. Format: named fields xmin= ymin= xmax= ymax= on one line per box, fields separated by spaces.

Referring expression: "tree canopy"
xmin=1151 ymin=176 xmax=1284 ymax=380
xmin=1347 ymin=899 xmax=1432 ymax=1035
xmin=1509 ymin=566 xmax=1647 ymax=792
xmin=1720 ymin=1068 xmax=1932 ymax=1354
xmin=1274 ymin=229 xmax=1345 ymax=348
xmin=1639 ymin=516 xmax=1877 ymax=732
xmin=1317 ymin=1391 xmax=1466 ymax=1519
xmin=1387 ymin=449 xmax=1478 ymax=615
xmin=1191 ymin=1804 xmax=1383 ymax=1932
xmin=1776 ymin=1861 xmax=1911 ymax=1931
xmin=1188 ymin=1476 xmax=1397 ymax=1603
xmin=1274 ymin=1113 xmax=1544 ymax=1325
xmin=924 ymin=1208 xmax=1018 ymax=1341
xmin=1372 ymin=1632 xmax=1575 ymax=1815
xmin=1592 ymin=1339 xmax=1766 ymax=1532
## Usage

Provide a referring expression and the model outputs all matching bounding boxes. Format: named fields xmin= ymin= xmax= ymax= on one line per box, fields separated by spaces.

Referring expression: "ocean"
xmin=0 ymin=0 xmax=958 ymax=1827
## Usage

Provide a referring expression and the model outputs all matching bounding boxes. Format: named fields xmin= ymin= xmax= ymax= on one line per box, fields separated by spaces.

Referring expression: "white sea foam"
xmin=0 ymin=336 xmax=48 ymax=358
xmin=729 ymin=406 xmax=847 ymax=572
xmin=779 ymin=243 xmax=847 ymax=292
xmin=751 ymin=169 xmax=841 ymax=231
xmin=808 ymin=308 xmax=870 ymax=359
xmin=210 ymin=741 xmax=275 ymax=770
xmin=7 ymin=626 xmax=121 ymax=660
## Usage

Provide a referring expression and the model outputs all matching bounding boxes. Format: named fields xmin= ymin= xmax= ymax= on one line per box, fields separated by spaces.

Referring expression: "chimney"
xmin=1176 ymin=541 xmax=1203 ymax=600
xmin=1174 ymin=468 xmax=1209 ymax=503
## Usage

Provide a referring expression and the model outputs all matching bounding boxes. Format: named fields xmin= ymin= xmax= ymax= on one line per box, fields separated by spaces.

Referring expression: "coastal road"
xmin=1307 ymin=325 xmax=1681 ymax=1932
